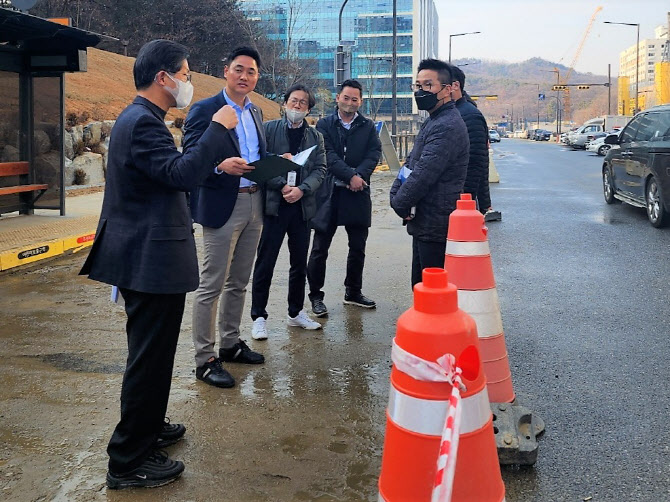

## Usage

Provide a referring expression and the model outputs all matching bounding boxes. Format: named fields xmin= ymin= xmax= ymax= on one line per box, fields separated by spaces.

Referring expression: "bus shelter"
xmin=0 ymin=8 xmax=100 ymax=215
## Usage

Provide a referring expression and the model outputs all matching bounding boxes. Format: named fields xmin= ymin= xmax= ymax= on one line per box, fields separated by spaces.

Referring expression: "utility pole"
xmin=635 ymin=23 xmax=640 ymax=113
xmin=608 ymin=63 xmax=611 ymax=115
xmin=535 ymin=84 xmax=540 ymax=129
xmin=391 ymin=0 xmax=397 ymax=138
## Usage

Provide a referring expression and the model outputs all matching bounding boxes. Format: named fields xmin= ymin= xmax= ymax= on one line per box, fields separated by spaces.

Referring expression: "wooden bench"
xmin=0 ymin=161 xmax=48 ymax=212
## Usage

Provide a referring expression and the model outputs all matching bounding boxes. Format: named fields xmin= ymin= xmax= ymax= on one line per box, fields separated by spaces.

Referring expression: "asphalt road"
xmin=1 ymin=139 xmax=669 ymax=501
xmin=490 ymin=139 xmax=670 ymax=501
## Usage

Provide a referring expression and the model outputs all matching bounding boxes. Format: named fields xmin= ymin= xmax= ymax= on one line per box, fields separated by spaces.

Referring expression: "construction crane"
xmin=560 ymin=6 xmax=603 ymax=120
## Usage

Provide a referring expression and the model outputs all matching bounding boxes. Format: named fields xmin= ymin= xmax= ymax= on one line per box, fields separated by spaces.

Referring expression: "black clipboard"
xmin=245 ymin=155 xmax=300 ymax=184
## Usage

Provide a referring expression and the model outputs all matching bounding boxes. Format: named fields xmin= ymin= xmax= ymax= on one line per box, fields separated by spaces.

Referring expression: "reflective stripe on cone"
xmin=457 ymin=289 xmax=503 ymax=338
xmin=387 ymin=385 xmax=491 ymax=436
xmin=446 ymin=240 xmax=490 ymax=256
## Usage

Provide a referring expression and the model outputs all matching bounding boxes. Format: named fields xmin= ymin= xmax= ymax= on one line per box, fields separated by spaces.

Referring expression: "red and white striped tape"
xmin=391 ymin=340 xmax=466 ymax=502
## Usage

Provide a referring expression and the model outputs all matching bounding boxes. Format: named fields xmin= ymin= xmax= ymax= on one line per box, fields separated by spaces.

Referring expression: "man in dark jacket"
xmin=450 ymin=65 xmax=501 ymax=222
xmin=307 ymin=79 xmax=382 ymax=317
xmin=250 ymin=84 xmax=326 ymax=339
xmin=184 ymin=46 xmax=266 ymax=390
xmin=80 ymin=40 xmax=237 ymax=488
xmin=450 ymin=65 xmax=489 ymax=199
xmin=390 ymin=59 xmax=469 ymax=288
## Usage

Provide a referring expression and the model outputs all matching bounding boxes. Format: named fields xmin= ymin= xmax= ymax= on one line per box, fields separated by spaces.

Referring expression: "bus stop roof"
xmin=0 ymin=7 xmax=101 ymax=50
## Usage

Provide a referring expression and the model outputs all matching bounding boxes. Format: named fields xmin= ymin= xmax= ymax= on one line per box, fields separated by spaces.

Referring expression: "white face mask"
xmin=165 ymin=73 xmax=194 ymax=109
xmin=285 ymin=107 xmax=308 ymax=125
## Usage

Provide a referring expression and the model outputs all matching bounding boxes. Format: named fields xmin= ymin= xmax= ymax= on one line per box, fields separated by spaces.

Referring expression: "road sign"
xmin=538 ymin=93 xmax=545 ymax=100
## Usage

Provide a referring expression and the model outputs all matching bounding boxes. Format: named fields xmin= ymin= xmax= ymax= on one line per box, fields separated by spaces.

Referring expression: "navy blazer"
xmin=80 ymin=96 xmax=233 ymax=294
xmin=184 ymin=91 xmax=267 ymax=228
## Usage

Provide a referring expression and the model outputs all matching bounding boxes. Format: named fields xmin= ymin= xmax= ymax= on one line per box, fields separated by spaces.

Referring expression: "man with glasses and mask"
xmin=308 ymin=79 xmax=382 ymax=317
xmin=390 ymin=58 xmax=470 ymax=288
xmin=80 ymin=39 xmax=238 ymax=488
xmin=184 ymin=46 xmax=267 ymax=389
xmin=250 ymin=84 xmax=326 ymax=339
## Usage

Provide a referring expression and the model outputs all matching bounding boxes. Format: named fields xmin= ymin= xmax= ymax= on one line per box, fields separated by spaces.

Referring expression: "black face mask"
xmin=414 ymin=89 xmax=441 ymax=111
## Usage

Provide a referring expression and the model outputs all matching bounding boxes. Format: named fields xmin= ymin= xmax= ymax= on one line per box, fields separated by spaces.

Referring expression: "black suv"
xmin=602 ymin=105 xmax=670 ymax=227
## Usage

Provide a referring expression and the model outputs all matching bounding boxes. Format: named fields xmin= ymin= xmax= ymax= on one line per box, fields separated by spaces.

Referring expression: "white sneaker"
xmin=287 ymin=310 xmax=322 ymax=330
xmin=251 ymin=318 xmax=268 ymax=340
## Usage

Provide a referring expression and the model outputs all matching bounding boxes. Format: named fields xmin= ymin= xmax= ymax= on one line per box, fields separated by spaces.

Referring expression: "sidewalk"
xmin=0 ymin=189 xmax=103 ymax=271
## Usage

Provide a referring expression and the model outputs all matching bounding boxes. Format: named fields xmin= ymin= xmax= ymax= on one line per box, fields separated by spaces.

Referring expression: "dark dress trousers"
xmin=80 ymin=96 xmax=233 ymax=473
xmin=184 ymin=91 xmax=267 ymax=229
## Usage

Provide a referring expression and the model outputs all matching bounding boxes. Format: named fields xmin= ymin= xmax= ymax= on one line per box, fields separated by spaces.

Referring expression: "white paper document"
xmin=292 ymin=145 xmax=317 ymax=166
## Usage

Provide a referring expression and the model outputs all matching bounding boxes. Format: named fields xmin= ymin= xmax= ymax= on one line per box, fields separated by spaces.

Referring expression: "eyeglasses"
xmin=168 ymin=71 xmax=192 ymax=83
xmin=287 ymin=97 xmax=309 ymax=107
xmin=410 ymin=82 xmax=447 ymax=92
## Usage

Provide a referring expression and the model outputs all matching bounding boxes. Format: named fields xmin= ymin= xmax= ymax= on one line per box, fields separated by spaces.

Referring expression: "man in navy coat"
xmin=185 ymin=46 xmax=266 ymax=389
xmin=80 ymin=40 xmax=237 ymax=489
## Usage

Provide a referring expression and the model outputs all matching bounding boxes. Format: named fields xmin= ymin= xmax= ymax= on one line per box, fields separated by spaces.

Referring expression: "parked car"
xmin=527 ymin=128 xmax=541 ymax=140
xmin=569 ymin=124 xmax=603 ymax=148
xmin=587 ymin=132 xmax=619 ymax=156
xmin=602 ymin=105 xmax=670 ymax=227
xmin=489 ymin=130 xmax=501 ymax=142
xmin=534 ymin=129 xmax=551 ymax=141
xmin=584 ymin=132 xmax=607 ymax=150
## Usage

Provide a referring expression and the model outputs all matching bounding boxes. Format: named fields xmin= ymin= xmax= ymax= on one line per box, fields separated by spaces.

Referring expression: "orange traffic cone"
xmin=444 ymin=194 xmax=515 ymax=403
xmin=378 ymin=268 xmax=505 ymax=502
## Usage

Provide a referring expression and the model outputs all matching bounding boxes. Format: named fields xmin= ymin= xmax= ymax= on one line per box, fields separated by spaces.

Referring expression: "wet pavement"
xmin=2 ymin=141 xmax=670 ymax=501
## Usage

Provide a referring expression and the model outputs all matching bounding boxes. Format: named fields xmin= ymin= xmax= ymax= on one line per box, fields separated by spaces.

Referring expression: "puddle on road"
xmin=32 ymin=353 xmax=125 ymax=374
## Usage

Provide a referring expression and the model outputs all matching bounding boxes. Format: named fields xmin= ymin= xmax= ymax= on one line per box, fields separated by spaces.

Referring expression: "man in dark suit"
xmin=80 ymin=40 xmax=238 ymax=488
xmin=184 ymin=47 xmax=266 ymax=389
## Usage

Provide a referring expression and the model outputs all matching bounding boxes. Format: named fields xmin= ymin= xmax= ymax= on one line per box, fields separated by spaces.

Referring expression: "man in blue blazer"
xmin=184 ymin=46 xmax=267 ymax=389
xmin=80 ymin=40 xmax=238 ymax=489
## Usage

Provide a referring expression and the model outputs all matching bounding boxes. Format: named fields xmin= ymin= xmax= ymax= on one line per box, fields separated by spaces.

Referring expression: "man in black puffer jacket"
xmin=390 ymin=59 xmax=469 ymax=288
xmin=450 ymin=65 xmax=489 ymax=199
xmin=451 ymin=65 xmax=501 ymax=222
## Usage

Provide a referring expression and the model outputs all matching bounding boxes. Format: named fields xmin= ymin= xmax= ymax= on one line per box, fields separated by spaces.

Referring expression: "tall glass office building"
xmin=239 ymin=0 xmax=439 ymax=124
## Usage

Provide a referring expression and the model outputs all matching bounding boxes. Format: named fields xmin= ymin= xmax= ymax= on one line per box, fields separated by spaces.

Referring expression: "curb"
xmin=0 ymin=230 xmax=96 ymax=271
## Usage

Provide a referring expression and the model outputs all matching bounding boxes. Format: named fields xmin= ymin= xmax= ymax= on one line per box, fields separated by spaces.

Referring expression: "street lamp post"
xmin=604 ymin=21 xmax=640 ymax=114
xmin=448 ymin=31 xmax=481 ymax=63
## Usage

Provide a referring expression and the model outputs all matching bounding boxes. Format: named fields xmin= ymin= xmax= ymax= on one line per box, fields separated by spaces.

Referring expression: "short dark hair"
xmin=339 ymin=79 xmax=363 ymax=96
xmin=133 ymin=39 xmax=189 ymax=90
xmin=284 ymin=83 xmax=316 ymax=110
xmin=450 ymin=65 xmax=466 ymax=90
xmin=417 ymin=58 xmax=453 ymax=85
xmin=226 ymin=46 xmax=261 ymax=69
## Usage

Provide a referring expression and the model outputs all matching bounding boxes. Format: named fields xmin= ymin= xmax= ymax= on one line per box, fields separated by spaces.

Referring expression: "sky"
xmin=436 ymin=0 xmax=669 ymax=75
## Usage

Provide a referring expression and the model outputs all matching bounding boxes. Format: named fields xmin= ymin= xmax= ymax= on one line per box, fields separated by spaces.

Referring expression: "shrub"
xmin=73 ymin=168 xmax=88 ymax=185
xmin=66 ymin=112 xmax=78 ymax=128
xmin=78 ymin=111 xmax=90 ymax=124
xmin=173 ymin=117 xmax=184 ymax=129
xmin=73 ymin=140 xmax=86 ymax=157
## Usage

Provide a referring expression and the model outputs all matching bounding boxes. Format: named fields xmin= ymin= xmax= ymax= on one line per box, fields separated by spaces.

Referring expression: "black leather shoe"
xmin=155 ymin=418 xmax=185 ymax=448
xmin=106 ymin=450 xmax=185 ymax=489
xmin=311 ymin=298 xmax=329 ymax=318
xmin=196 ymin=358 xmax=235 ymax=388
xmin=344 ymin=292 xmax=376 ymax=309
xmin=219 ymin=340 xmax=265 ymax=364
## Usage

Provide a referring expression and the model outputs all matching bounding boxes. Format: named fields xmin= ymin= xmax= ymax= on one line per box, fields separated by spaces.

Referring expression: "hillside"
xmin=452 ymin=57 xmax=617 ymax=126
xmin=65 ymin=48 xmax=281 ymax=122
